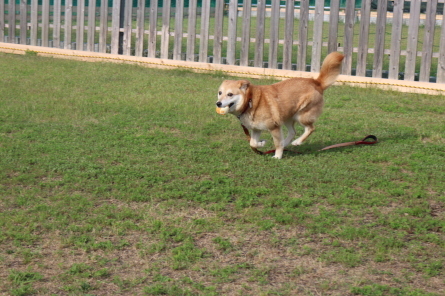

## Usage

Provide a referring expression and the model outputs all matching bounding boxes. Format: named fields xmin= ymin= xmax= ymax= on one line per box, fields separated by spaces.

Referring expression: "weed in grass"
xmin=144 ymin=283 xmax=193 ymax=296
xmin=291 ymin=265 xmax=310 ymax=277
xmin=321 ymin=247 xmax=363 ymax=268
xmin=351 ymin=284 xmax=439 ymax=296
xmin=8 ymin=270 xmax=43 ymax=296
xmin=257 ymin=219 xmax=276 ymax=231
xmin=24 ymin=50 xmax=38 ymax=57
xmin=111 ymin=275 xmax=147 ymax=293
xmin=68 ymin=263 xmax=93 ymax=277
xmin=171 ymin=240 xmax=206 ymax=270
xmin=212 ymin=236 xmax=234 ymax=253
xmin=415 ymin=260 xmax=443 ymax=277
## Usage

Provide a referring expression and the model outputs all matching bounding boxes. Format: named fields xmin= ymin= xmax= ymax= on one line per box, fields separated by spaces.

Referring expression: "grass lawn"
xmin=1 ymin=52 xmax=445 ymax=295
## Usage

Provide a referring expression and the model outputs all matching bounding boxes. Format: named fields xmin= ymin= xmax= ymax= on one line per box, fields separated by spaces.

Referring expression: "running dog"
xmin=215 ymin=52 xmax=344 ymax=159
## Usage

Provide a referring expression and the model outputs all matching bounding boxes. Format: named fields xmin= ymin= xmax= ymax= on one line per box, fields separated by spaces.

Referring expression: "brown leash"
xmin=241 ymin=124 xmax=378 ymax=155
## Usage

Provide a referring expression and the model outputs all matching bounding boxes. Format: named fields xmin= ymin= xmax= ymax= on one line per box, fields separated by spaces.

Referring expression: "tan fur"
xmin=216 ymin=52 xmax=344 ymax=159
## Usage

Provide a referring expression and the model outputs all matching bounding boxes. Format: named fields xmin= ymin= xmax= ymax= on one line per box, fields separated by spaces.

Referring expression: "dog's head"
xmin=216 ymin=80 xmax=250 ymax=114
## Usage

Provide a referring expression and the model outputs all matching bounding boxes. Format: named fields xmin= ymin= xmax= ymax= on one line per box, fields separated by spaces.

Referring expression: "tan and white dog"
xmin=216 ymin=52 xmax=344 ymax=159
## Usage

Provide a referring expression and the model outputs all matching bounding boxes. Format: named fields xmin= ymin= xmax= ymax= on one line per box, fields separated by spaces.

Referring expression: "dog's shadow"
xmin=279 ymin=135 xmax=383 ymax=157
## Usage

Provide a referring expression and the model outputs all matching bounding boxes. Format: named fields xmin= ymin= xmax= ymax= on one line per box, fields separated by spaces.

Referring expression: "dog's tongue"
xmin=216 ymin=106 xmax=229 ymax=115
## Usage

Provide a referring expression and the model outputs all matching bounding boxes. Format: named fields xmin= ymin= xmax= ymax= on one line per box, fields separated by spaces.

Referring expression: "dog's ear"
xmin=238 ymin=80 xmax=250 ymax=91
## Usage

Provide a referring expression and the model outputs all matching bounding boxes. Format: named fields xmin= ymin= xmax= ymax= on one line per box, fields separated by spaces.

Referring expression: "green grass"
xmin=1 ymin=52 xmax=445 ymax=295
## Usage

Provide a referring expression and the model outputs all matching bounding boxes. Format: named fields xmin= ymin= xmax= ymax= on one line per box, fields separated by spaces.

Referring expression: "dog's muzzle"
xmin=216 ymin=102 xmax=235 ymax=108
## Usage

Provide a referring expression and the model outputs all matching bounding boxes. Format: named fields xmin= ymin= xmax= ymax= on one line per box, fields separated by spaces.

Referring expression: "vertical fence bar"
xmin=283 ymin=0 xmax=294 ymax=70
xmin=372 ymin=0 xmax=388 ymax=78
xmin=311 ymin=0 xmax=325 ymax=72
xmin=19 ymin=0 xmax=27 ymax=45
xmin=173 ymin=0 xmax=183 ymax=60
xmin=342 ymin=0 xmax=356 ymax=75
xmin=356 ymin=0 xmax=371 ymax=77
xmin=438 ymin=13 xmax=445 ymax=84
xmin=254 ymin=0 xmax=266 ymax=68
xmin=227 ymin=0 xmax=238 ymax=65
xmin=388 ymin=0 xmax=404 ymax=80
xmin=404 ymin=0 xmax=420 ymax=81
xmin=199 ymin=0 xmax=211 ymax=63
xmin=186 ymin=0 xmax=197 ymax=61
xmin=87 ymin=0 xmax=96 ymax=52
xmin=419 ymin=0 xmax=438 ymax=82
xmin=99 ymin=0 xmax=108 ymax=53
xmin=160 ymin=0 xmax=171 ymax=59
xmin=240 ymin=0 xmax=251 ymax=66
xmin=8 ymin=0 xmax=16 ymax=43
xmin=328 ymin=0 xmax=340 ymax=53
xmin=111 ymin=0 xmax=121 ymax=54
xmin=136 ymin=0 xmax=145 ymax=57
xmin=297 ymin=0 xmax=309 ymax=71
xmin=268 ymin=0 xmax=280 ymax=69
xmin=76 ymin=0 xmax=85 ymax=50
xmin=53 ymin=0 xmax=61 ymax=48
xmin=213 ymin=0 xmax=224 ymax=64
xmin=41 ymin=0 xmax=50 ymax=47
xmin=0 ymin=0 xmax=4 ymax=42
xmin=123 ymin=0 xmax=133 ymax=56
xmin=64 ymin=0 xmax=73 ymax=49
xmin=148 ymin=0 xmax=158 ymax=58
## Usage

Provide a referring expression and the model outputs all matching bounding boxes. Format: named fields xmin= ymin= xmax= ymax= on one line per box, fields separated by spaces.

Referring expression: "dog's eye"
xmin=228 ymin=93 xmax=233 ymax=97
xmin=218 ymin=91 xmax=222 ymax=95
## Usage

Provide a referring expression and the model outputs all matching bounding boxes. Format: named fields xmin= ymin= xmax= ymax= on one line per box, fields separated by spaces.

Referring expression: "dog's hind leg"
xmin=283 ymin=120 xmax=296 ymax=147
xmin=250 ymin=129 xmax=266 ymax=148
xmin=292 ymin=123 xmax=314 ymax=146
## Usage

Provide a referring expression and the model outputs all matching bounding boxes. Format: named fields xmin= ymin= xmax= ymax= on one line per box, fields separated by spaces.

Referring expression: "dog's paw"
xmin=257 ymin=140 xmax=266 ymax=147
xmin=272 ymin=155 xmax=282 ymax=159
xmin=291 ymin=139 xmax=302 ymax=146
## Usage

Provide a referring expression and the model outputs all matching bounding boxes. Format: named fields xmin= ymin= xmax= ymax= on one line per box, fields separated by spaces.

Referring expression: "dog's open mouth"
xmin=228 ymin=102 xmax=235 ymax=108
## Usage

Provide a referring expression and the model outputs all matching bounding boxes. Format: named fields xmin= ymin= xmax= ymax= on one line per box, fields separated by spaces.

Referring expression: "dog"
xmin=215 ymin=52 xmax=344 ymax=159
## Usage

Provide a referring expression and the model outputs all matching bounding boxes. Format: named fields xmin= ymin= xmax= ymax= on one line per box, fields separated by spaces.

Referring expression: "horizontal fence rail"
xmin=1 ymin=0 xmax=444 ymax=84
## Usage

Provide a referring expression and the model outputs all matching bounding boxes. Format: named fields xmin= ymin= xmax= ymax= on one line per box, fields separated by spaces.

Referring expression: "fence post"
xmin=311 ymin=0 xmax=325 ymax=72
xmin=404 ymin=0 xmax=420 ymax=81
xmin=419 ymin=0 xmax=438 ymax=82
xmin=372 ymin=0 xmax=388 ymax=78
xmin=328 ymin=0 xmax=340 ymax=53
xmin=283 ymin=0 xmax=295 ymax=70
xmin=438 ymin=12 xmax=445 ymax=83
xmin=240 ymin=0 xmax=252 ymax=67
xmin=268 ymin=0 xmax=280 ymax=69
xmin=8 ymin=0 xmax=16 ymax=43
xmin=213 ymin=0 xmax=224 ymax=64
xmin=20 ymin=0 xmax=28 ymax=45
xmin=186 ymin=0 xmax=197 ymax=61
xmin=227 ymin=0 xmax=238 ymax=65
xmin=199 ymin=0 xmax=211 ymax=63
xmin=342 ymin=0 xmax=356 ymax=75
xmin=173 ymin=0 xmax=184 ymax=60
xmin=0 ymin=0 xmax=4 ymax=42
xmin=389 ymin=0 xmax=404 ymax=80
xmin=356 ymin=0 xmax=371 ymax=77
xmin=254 ymin=0 xmax=266 ymax=68
xmin=297 ymin=0 xmax=309 ymax=71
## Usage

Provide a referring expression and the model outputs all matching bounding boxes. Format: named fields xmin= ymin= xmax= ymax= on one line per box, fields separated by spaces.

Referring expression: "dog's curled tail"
xmin=316 ymin=52 xmax=344 ymax=90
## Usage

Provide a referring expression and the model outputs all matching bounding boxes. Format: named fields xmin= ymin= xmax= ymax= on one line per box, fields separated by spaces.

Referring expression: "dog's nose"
xmin=216 ymin=102 xmax=222 ymax=107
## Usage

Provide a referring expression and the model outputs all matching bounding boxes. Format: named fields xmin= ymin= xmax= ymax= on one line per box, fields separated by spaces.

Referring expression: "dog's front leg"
xmin=250 ymin=129 xmax=266 ymax=148
xmin=270 ymin=127 xmax=284 ymax=159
